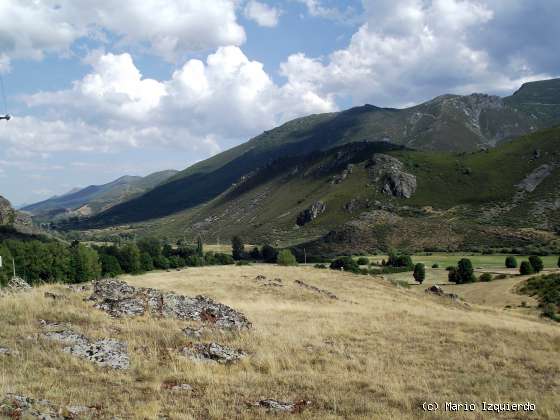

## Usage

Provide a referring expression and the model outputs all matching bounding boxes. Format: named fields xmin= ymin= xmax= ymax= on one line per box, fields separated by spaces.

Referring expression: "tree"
xmin=231 ymin=236 xmax=244 ymax=260
xmin=479 ymin=272 xmax=493 ymax=282
xmin=330 ymin=256 xmax=359 ymax=273
xmin=413 ymin=263 xmax=426 ymax=284
xmin=558 ymin=255 xmax=560 ymax=268
xmin=196 ymin=236 xmax=204 ymax=257
xmin=140 ymin=252 xmax=154 ymax=272
xmin=70 ymin=244 xmax=101 ymax=283
xmin=276 ymin=249 xmax=297 ymax=266
xmin=357 ymin=257 xmax=369 ymax=266
xmin=448 ymin=267 xmax=458 ymax=283
xmin=528 ymin=256 xmax=544 ymax=273
xmin=100 ymin=254 xmax=122 ymax=277
xmin=137 ymin=237 xmax=162 ymax=259
xmin=387 ymin=251 xmax=413 ymax=268
xmin=520 ymin=261 xmax=535 ymax=275
xmin=455 ymin=258 xmax=476 ymax=284
xmin=505 ymin=256 xmax=518 ymax=269
xmin=119 ymin=243 xmax=142 ymax=274
xmin=262 ymin=244 xmax=278 ymax=263
xmin=153 ymin=254 xmax=170 ymax=269
xmin=250 ymin=246 xmax=262 ymax=260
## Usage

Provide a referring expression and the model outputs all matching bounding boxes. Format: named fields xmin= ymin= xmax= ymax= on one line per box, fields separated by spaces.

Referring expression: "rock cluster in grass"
xmin=181 ymin=342 xmax=246 ymax=364
xmin=0 ymin=346 xmax=15 ymax=356
xmin=294 ymin=280 xmax=338 ymax=300
xmin=88 ymin=278 xmax=252 ymax=330
xmin=40 ymin=319 xmax=130 ymax=370
xmin=255 ymin=275 xmax=283 ymax=287
xmin=249 ymin=399 xmax=312 ymax=413
xmin=296 ymin=201 xmax=327 ymax=226
xmin=0 ymin=394 xmax=98 ymax=419
xmin=425 ymin=285 xmax=460 ymax=301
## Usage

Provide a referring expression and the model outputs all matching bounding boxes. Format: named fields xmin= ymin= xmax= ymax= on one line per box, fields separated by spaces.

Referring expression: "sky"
xmin=0 ymin=0 xmax=559 ymax=206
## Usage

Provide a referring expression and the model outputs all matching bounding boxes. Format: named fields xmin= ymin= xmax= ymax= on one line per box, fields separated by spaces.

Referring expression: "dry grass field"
xmin=1 ymin=265 xmax=560 ymax=419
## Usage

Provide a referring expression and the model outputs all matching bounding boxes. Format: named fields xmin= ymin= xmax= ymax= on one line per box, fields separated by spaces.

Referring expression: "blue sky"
xmin=0 ymin=0 xmax=559 ymax=206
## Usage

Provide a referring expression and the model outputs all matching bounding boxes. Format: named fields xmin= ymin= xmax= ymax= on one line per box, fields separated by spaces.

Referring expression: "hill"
xmin=1 ymin=265 xmax=558 ymax=418
xmin=82 ymin=78 xmax=560 ymax=227
xmin=23 ymin=170 xmax=178 ymax=221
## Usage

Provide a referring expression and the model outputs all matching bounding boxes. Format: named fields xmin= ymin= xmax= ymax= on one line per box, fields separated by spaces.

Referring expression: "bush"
xmin=413 ymin=263 xmax=426 ymax=284
xmin=445 ymin=266 xmax=455 ymax=271
xmin=520 ymin=261 xmax=535 ymax=275
xmin=387 ymin=252 xmax=413 ymax=268
xmin=356 ymin=257 xmax=369 ymax=265
xmin=184 ymin=255 xmax=204 ymax=267
xmin=140 ymin=252 xmax=154 ymax=272
xmin=235 ymin=260 xmax=251 ymax=266
xmin=529 ymin=256 xmax=544 ymax=273
xmin=277 ymin=249 xmax=297 ymax=266
xmin=214 ymin=253 xmax=234 ymax=265
xmin=456 ymin=258 xmax=476 ymax=284
xmin=505 ymin=256 xmax=518 ymax=269
xmin=314 ymin=263 xmax=327 ymax=269
xmin=330 ymin=256 xmax=359 ymax=273
xmin=431 ymin=263 xmax=439 ymax=268
xmin=359 ymin=268 xmax=369 ymax=275
xmin=249 ymin=246 xmax=262 ymax=260
xmin=262 ymin=244 xmax=278 ymax=263
xmin=448 ymin=267 xmax=458 ymax=283
xmin=479 ymin=272 xmax=493 ymax=282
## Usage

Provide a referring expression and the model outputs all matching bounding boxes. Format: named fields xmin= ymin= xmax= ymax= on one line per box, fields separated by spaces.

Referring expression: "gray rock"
xmin=64 ymin=338 xmax=130 ymax=370
xmin=516 ymin=164 xmax=554 ymax=192
xmin=296 ymin=201 xmax=327 ymax=226
xmin=367 ymin=154 xmax=417 ymax=198
xmin=181 ymin=342 xmax=246 ymax=364
xmin=294 ymin=280 xmax=338 ymax=300
xmin=0 ymin=394 xmax=99 ymax=419
xmin=88 ymin=278 xmax=251 ymax=330
xmin=425 ymin=285 xmax=445 ymax=296
xmin=249 ymin=399 xmax=312 ymax=413
xmin=0 ymin=347 xmax=14 ymax=356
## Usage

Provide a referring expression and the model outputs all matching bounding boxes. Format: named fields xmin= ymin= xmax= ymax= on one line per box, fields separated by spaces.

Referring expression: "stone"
xmin=0 ymin=347 xmax=15 ymax=356
xmin=181 ymin=342 xmax=246 ymax=364
xmin=0 ymin=394 xmax=99 ymax=419
xmin=296 ymin=201 xmax=326 ymax=226
xmin=162 ymin=382 xmax=193 ymax=392
xmin=294 ymin=280 xmax=338 ymax=300
xmin=88 ymin=278 xmax=251 ymax=330
xmin=182 ymin=326 xmax=208 ymax=339
xmin=66 ymin=283 xmax=91 ymax=293
xmin=65 ymin=338 xmax=130 ymax=370
xmin=6 ymin=276 xmax=31 ymax=292
xmin=249 ymin=399 xmax=312 ymax=413
xmin=367 ymin=154 xmax=417 ymax=198
xmin=425 ymin=285 xmax=445 ymax=296
xmin=516 ymin=164 xmax=554 ymax=193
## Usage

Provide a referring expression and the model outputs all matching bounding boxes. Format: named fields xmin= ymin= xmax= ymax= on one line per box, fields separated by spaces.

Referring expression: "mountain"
xmin=81 ymin=78 xmax=560 ymax=228
xmin=23 ymin=170 xmax=178 ymax=221
xmin=0 ymin=195 xmax=35 ymax=237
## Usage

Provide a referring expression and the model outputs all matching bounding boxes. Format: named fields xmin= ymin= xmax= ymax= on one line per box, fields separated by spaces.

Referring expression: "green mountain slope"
xmin=83 ymin=78 xmax=560 ymax=227
xmin=23 ymin=170 xmax=178 ymax=221
xmin=98 ymin=126 xmax=560 ymax=255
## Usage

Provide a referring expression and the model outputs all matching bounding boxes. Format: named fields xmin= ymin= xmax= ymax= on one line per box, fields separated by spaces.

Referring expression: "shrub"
xmin=359 ymin=268 xmax=369 ymax=275
xmin=357 ymin=257 xmax=369 ymax=265
xmin=520 ymin=261 xmax=535 ymax=275
xmin=445 ymin=266 xmax=455 ymax=271
xmin=479 ymin=272 xmax=493 ymax=282
xmin=184 ymin=255 xmax=204 ymax=267
xmin=314 ymin=263 xmax=327 ymax=269
xmin=456 ymin=258 xmax=476 ymax=284
xmin=431 ymin=263 xmax=439 ymax=268
xmin=262 ymin=244 xmax=278 ymax=263
xmin=505 ymin=256 xmax=518 ymax=269
xmin=330 ymin=256 xmax=359 ymax=273
xmin=387 ymin=252 xmax=413 ymax=268
xmin=153 ymin=254 xmax=170 ymax=270
xmin=413 ymin=263 xmax=426 ymax=284
xmin=448 ymin=267 xmax=458 ymax=283
xmin=236 ymin=260 xmax=251 ymax=266
xmin=529 ymin=256 xmax=544 ymax=273
xmin=214 ymin=253 xmax=234 ymax=265
xmin=169 ymin=255 xmax=186 ymax=268
xmin=249 ymin=246 xmax=262 ymax=260
xmin=140 ymin=252 xmax=154 ymax=272
xmin=277 ymin=249 xmax=297 ymax=266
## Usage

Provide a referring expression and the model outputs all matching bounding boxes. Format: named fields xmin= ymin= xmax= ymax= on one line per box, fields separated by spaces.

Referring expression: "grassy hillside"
xmin=81 ymin=78 xmax=560 ymax=228
xmin=24 ymin=170 xmax=178 ymax=221
xmin=1 ymin=265 xmax=559 ymax=418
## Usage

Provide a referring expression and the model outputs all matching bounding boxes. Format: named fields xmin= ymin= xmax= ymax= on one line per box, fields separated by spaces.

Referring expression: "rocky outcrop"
xmin=367 ymin=154 xmax=417 ymax=198
xmin=40 ymin=319 xmax=130 ymax=370
xmin=0 ymin=196 xmax=15 ymax=225
xmin=330 ymin=164 xmax=354 ymax=184
xmin=425 ymin=285 xmax=459 ymax=301
xmin=181 ymin=342 xmax=246 ymax=364
xmin=296 ymin=201 xmax=326 ymax=226
xmin=88 ymin=278 xmax=251 ymax=330
xmin=0 ymin=394 xmax=98 ymax=419
xmin=248 ymin=399 xmax=312 ymax=413
xmin=516 ymin=164 xmax=554 ymax=192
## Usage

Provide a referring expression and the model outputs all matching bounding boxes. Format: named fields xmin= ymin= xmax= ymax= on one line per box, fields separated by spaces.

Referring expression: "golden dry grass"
xmin=1 ymin=264 xmax=560 ymax=419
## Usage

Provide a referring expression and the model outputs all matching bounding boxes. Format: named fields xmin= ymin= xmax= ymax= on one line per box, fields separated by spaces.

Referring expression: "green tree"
xmin=387 ymin=251 xmax=413 ymax=268
xmin=520 ymin=261 xmax=535 ymax=275
xmin=262 ymin=244 xmax=278 ymax=263
xmin=119 ymin=243 xmax=142 ymax=274
xmin=413 ymin=263 xmax=426 ymax=284
xmin=330 ymin=256 xmax=359 ymax=273
xmin=140 ymin=252 xmax=154 ymax=272
xmin=137 ymin=237 xmax=162 ymax=259
xmin=196 ymin=236 xmax=204 ymax=257
xmin=153 ymin=254 xmax=170 ymax=269
xmin=250 ymin=246 xmax=262 ymax=260
xmin=456 ymin=258 xmax=476 ymax=284
xmin=231 ymin=236 xmax=244 ymax=260
xmin=528 ymin=256 xmax=544 ymax=273
xmin=276 ymin=249 xmax=297 ymax=266
xmin=448 ymin=267 xmax=458 ymax=283
xmin=70 ymin=244 xmax=101 ymax=283
xmin=357 ymin=257 xmax=369 ymax=265
xmin=100 ymin=254 xmax=122 ymax=277
xmin=505 ymin=256 xmax=518 ymax=269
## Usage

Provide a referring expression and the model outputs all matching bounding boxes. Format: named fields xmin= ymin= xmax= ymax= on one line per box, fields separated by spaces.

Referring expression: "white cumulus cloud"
xmin=244 ymin=1 xmax=281 ymax=27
